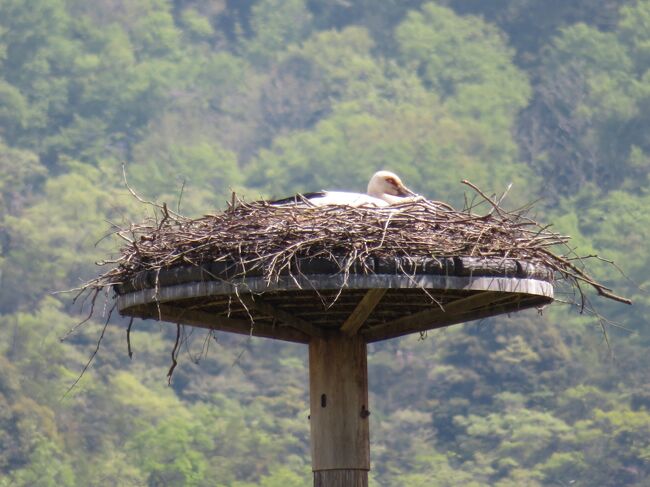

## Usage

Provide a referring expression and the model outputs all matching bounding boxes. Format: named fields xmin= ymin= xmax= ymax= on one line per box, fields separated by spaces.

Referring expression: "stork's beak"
xmin=398 ymin=184 xmax=417 ymax=197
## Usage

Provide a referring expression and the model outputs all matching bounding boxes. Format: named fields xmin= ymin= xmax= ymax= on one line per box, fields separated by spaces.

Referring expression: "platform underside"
xmin=116 ymin=258 xmax=554 ymax=343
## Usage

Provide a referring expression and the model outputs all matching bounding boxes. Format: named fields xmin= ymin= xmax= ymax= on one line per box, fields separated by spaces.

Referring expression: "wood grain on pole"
xmin=314 ymin=470 xmax=368 ymax=487
xmin=309 ymin=332 xmax=369 ymax=484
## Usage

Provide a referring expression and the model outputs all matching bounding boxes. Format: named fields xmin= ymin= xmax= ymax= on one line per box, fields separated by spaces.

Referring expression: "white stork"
xmin=271 ymin=171 xmax=420 ymax=207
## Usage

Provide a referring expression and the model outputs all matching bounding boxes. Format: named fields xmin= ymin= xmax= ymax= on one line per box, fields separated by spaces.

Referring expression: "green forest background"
xmin=1 ymin=0 xmax=649 ymax=485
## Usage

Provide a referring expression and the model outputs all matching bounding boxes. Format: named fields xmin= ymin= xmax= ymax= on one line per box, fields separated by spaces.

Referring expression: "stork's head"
xmin=367 ymin=171 xmax=416 ymax=200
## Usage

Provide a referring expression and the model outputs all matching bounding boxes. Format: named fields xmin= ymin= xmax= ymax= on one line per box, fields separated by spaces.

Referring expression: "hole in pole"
xmin=361 ymin=405 xmax=370 ymax=418
xmin=321 ymin=394 xmax=327 ymax=407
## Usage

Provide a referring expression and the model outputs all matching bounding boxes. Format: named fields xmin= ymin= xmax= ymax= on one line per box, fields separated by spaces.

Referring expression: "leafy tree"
xmin=395 ymin=3 xmax=531 ymax=139
xmin=1 ymin=161 xmax=134 ymax=310
xmin=519 ymin=3 xmax=650 ymax=197
xmin=243 ymin=0 xmax=313 ymax=65
xmin=2 ymin=438 xmax=76 ymax=487
xmin=306 ymin=0 xmax=427 ymax=53
xmin=443 ymin=0 xmax=629 ymax=66
xmin=130 ymin=129 xmax=242 ymax=215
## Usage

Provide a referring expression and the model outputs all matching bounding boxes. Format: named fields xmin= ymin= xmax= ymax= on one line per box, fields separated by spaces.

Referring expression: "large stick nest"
xmin=88 ymin=183 xmax=629 ymax=306
xmin=65 ymin=182 xmax=631 ymax=390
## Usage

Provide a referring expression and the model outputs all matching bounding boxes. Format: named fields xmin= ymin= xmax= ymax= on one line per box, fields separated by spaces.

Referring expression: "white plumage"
xmin=300 ymin=191 xmax=389 ymax=207
xmin=271 ymin=171 xmax=419 ymax=207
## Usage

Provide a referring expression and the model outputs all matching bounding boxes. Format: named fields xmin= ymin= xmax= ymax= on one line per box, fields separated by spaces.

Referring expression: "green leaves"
xmin=130 ymin=135 xmax=242 ymax=215
xmin=619 ymin=0 xmax=650 ymax=69
xmin=520 ymin=4 xmax=650 ymax=196
xmin=244 ymin=0 xmax=313 ymax=65
xmin=396 ymin=3 xmax=531 ymax=122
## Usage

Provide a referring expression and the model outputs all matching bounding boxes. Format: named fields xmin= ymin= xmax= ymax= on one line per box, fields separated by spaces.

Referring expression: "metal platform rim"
xmin=117 ymin=273 xmax=553 ymax=312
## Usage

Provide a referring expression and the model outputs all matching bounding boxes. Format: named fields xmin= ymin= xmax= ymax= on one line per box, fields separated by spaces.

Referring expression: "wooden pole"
xmin=309 ymin=332 xmax=370 ymax=487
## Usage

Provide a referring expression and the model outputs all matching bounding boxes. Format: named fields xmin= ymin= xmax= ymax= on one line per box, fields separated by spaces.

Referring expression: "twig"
xmin=461 ymin=179 xmax=506 ymax=217
xmin=61 ymin=316 xmax=111 ymax=400
xmin=167 ymin=324 xmax=181 ymax=385
xmin=177 ymin=178 xmax=186 ymax=214
xmin=126 ymin=317 xmax=134 ymax=359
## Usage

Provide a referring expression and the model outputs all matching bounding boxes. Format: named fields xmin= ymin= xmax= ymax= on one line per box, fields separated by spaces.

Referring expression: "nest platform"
xmin=116 ymin=256 xmax=554 ymax=343
xmin=99 ymin=196 xmax=629 ymax=342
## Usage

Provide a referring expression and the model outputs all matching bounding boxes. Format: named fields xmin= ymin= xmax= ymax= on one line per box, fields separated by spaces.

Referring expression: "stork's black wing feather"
xmin=267 ymin=192 xmax=326 ymax=205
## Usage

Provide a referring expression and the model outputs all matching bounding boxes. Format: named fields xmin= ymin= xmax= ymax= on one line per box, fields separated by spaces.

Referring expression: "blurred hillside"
xmin=0 ymin=1 xmax=649 ymax=485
